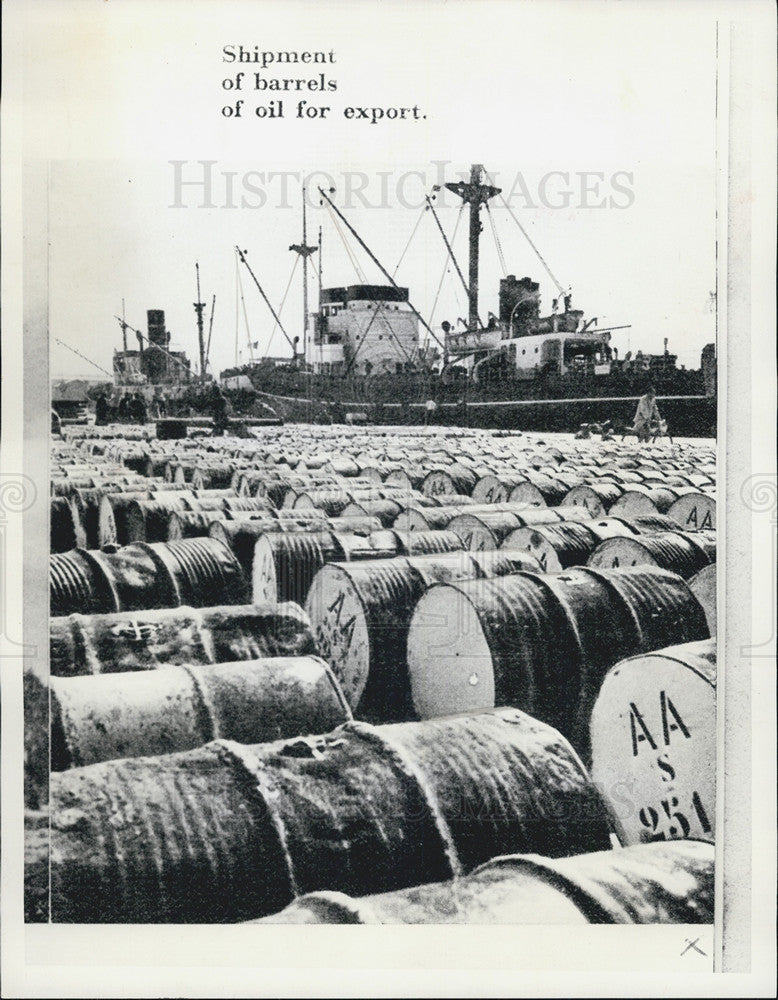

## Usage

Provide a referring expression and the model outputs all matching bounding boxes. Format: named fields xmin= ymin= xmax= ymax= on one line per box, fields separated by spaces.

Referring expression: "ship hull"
xmin=252 ymin=389 xmax=716 ymax=438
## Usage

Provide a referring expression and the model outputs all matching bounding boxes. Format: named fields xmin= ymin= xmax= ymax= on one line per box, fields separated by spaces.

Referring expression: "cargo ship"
xmin=107 ymin=164 xmax=716 ymax=436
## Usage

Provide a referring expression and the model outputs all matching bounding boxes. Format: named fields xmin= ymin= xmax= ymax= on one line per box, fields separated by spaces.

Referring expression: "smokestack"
xmin=147 ymin=310 xmax=167 ymax=348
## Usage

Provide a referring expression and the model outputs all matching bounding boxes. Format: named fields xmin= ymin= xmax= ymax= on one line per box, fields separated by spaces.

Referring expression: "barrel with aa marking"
xmin=406 ymin=566 xmax=709 ymax=755
xmin=447 ymin=511 xmax=523 ymax=550
xmin=563 ymin=483 xmax=626 ymax=517
xmin=590 ymin=639 xmax=716 ymax=846
xmin=587 ymin=531 xmax=713 ymax=579
xmin=393 ymin=504 xmax=470 ymax=532
xmin=472 ymin=474 xmax=527 ymax=505
xmin=667 ymin=492 xmax=716 ymax=531
xmin=503 ymin=521 xmax=600 ymax=572
xmin=306 ymin=552 xmax=542 ymax=721
xmin=44 ymin=656 xmax=350 ymax=770
xmin=260 ymin=840 xmax=714 ymax=925
xmin=31 ymin=708 xmax=611 ymax=922
xmin=49 ymin=603 xmax=316 ymax=677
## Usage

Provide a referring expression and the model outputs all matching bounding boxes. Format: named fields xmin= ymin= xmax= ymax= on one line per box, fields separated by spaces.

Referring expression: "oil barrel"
xmin=252 ymin=531 xmax=343 ymax=606
xmin=687 ymin=564 xmax=717 ymax=634
xmin=384 ymin=466 xmax=427 ymax=491
xmin=563 ymin=483 xmax=626 ymax=517
xmin=259 ymin=840 xmax=713 ymax=924
xmin=192 ymin=464 xmax=236 ymax=491
xmin=45 ymin=656 xmax=350 ymax=769
xmin=167 ymin=510 xmax=224 ymax=540
xmin=471 ymin=474 xmax=528 ymax=504
xmin=50 ymin=549 xmax=119 ymax=617
xmin=138 ymin=538 xmax=248 ymax=607
xmin=447 ymin=511 xmax=523 ymax=550
xmin=667 ymin=492 xmax=716 ymax=532
xmin=85 ymin=543 xmax=178 ymax=611
xmin=502 ymin=521 xmax=600 ymax=572
xmin=49 ymin=603 xmax=317 ymax=677
xmin=587 ymin=531 xmax=713 ymax=579
xmin=32 ymin=708 xmax=611 ymax=922
xmin=507 ymin=481 xmax=547 ymax=507
xmin=406 ymin=566 xmax=709 ymax=753
xmin=123 ymin=497 xmax=190 ymax=543
xmin=50 ymin=496 xmax=87 ymax=553
xmin=71 ymin=490 xmax=118 ymax=549
xmin=306 ymin=552 xmax=543 ymax=721
xmin=609 ymin=486 xmax=680 ymax=518
xmin=389 ymin=530 xmax=465 ymax=556
xmin=341 ymin=499 xmax=402 ymax=528
xmin=590 ymin=639 xmax=716 ymax=846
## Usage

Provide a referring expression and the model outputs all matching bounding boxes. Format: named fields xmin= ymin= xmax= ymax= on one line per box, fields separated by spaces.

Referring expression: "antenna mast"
xmin=194 ymin=262 xmax=206 ymax=377
xmin=444 ymin=164 xmax=500 ymax=333
xmin=289 ymin=184 xmax=318 ymax=363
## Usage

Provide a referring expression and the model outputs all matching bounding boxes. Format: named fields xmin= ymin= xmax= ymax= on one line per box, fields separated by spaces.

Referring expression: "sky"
xmin=30 ymin=0 xmax=719 ymax=380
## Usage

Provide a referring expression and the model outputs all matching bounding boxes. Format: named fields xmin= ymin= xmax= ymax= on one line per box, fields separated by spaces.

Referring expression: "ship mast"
xmin=194 ymin=262 xmax=206 ymax=377
xmin=445 ymin=164 xmax=501 ymax=333
xmin=289 ymin=184 xmax=318 ymax=362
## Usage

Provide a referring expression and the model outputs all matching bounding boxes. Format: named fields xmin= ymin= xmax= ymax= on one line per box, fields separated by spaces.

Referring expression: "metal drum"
xmin=667 ymin=492 xmax=716 ymax=531
xmin=587 ymin=531 xmax=713 ymax=579
xmin=44 ymin=656 xmax=351 ymax=769
xmin=138 ymin=537 xmax=248 ymax=607
xmin=31 ymin=708 xmax=612 ymax=922
xmin=406 ymin=566 xmax=710 ymax=755
xmin=49 ymin=603 xmax=316 ymax=677
xmin=688 ymin=564 xmax=717 ymax=634
xmin=590 ymin=639 xmax=716 ymax=846
xmin=253 ymin=531 xmax=343 ymax=606
xmin=260 ymin=840 xmax=714 ymax=924
xmin=50 ymin=496 xmax=87 ymax=553
xmin=503 ymin=521 xmax=600 ymax=572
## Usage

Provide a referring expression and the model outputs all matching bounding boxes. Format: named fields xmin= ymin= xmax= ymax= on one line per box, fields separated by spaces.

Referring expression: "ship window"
xmin=535 ymin=347 xmax=539 ymax=353
xmin=522 ymin=349 xmax=526 ymax=355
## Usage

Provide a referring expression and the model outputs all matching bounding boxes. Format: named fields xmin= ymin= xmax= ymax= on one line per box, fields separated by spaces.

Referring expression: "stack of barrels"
xmin=29 ymin=421 xmax=717 ymax=924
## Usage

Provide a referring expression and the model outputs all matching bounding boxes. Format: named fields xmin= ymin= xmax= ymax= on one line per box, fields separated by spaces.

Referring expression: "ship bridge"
xmin=307 ymin=284 xmax=420 ymax=375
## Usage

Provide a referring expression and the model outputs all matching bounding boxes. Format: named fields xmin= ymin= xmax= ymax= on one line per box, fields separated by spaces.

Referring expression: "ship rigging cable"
xmin=485 ymin=203 xmax=508 ymax=278
xmin=235 ymin=255 xmax=255 ymax=364
xmin=392 ymin=204 xmax=426 ymax=279
xmin=235 ymin=246 xmax=296 ymax=355
xmin=322 ymin=199 xmax=368 ymax=284
xmin=425 ymin=196 xmax=471 ymax=304
xmin=427 ymin=204 xmax=465 ymax=342
xmin=54 ymin=338 xmax=114 ymax=379
xmin=482 ymin=167 xmax=566 ymax=297
xmin=265 ymin=255 xmax=300 ymax=359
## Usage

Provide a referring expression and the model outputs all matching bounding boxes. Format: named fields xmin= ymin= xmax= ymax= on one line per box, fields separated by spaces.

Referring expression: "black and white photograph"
xmin=1 ymin=0 xmax=775 ymax=996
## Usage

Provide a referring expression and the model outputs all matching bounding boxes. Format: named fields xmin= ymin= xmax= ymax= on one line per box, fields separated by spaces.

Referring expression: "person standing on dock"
xmin=210 ymin=385 xmax=229 ymax=436
xmin=94 ymin=392 xmax=109 ymax=426
xmin=633 ymin=385 xmax=661 ymax=442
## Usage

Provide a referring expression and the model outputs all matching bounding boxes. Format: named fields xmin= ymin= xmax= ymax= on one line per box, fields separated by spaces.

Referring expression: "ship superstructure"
xmin=307 ymin=284 xmax=420 ymax=375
